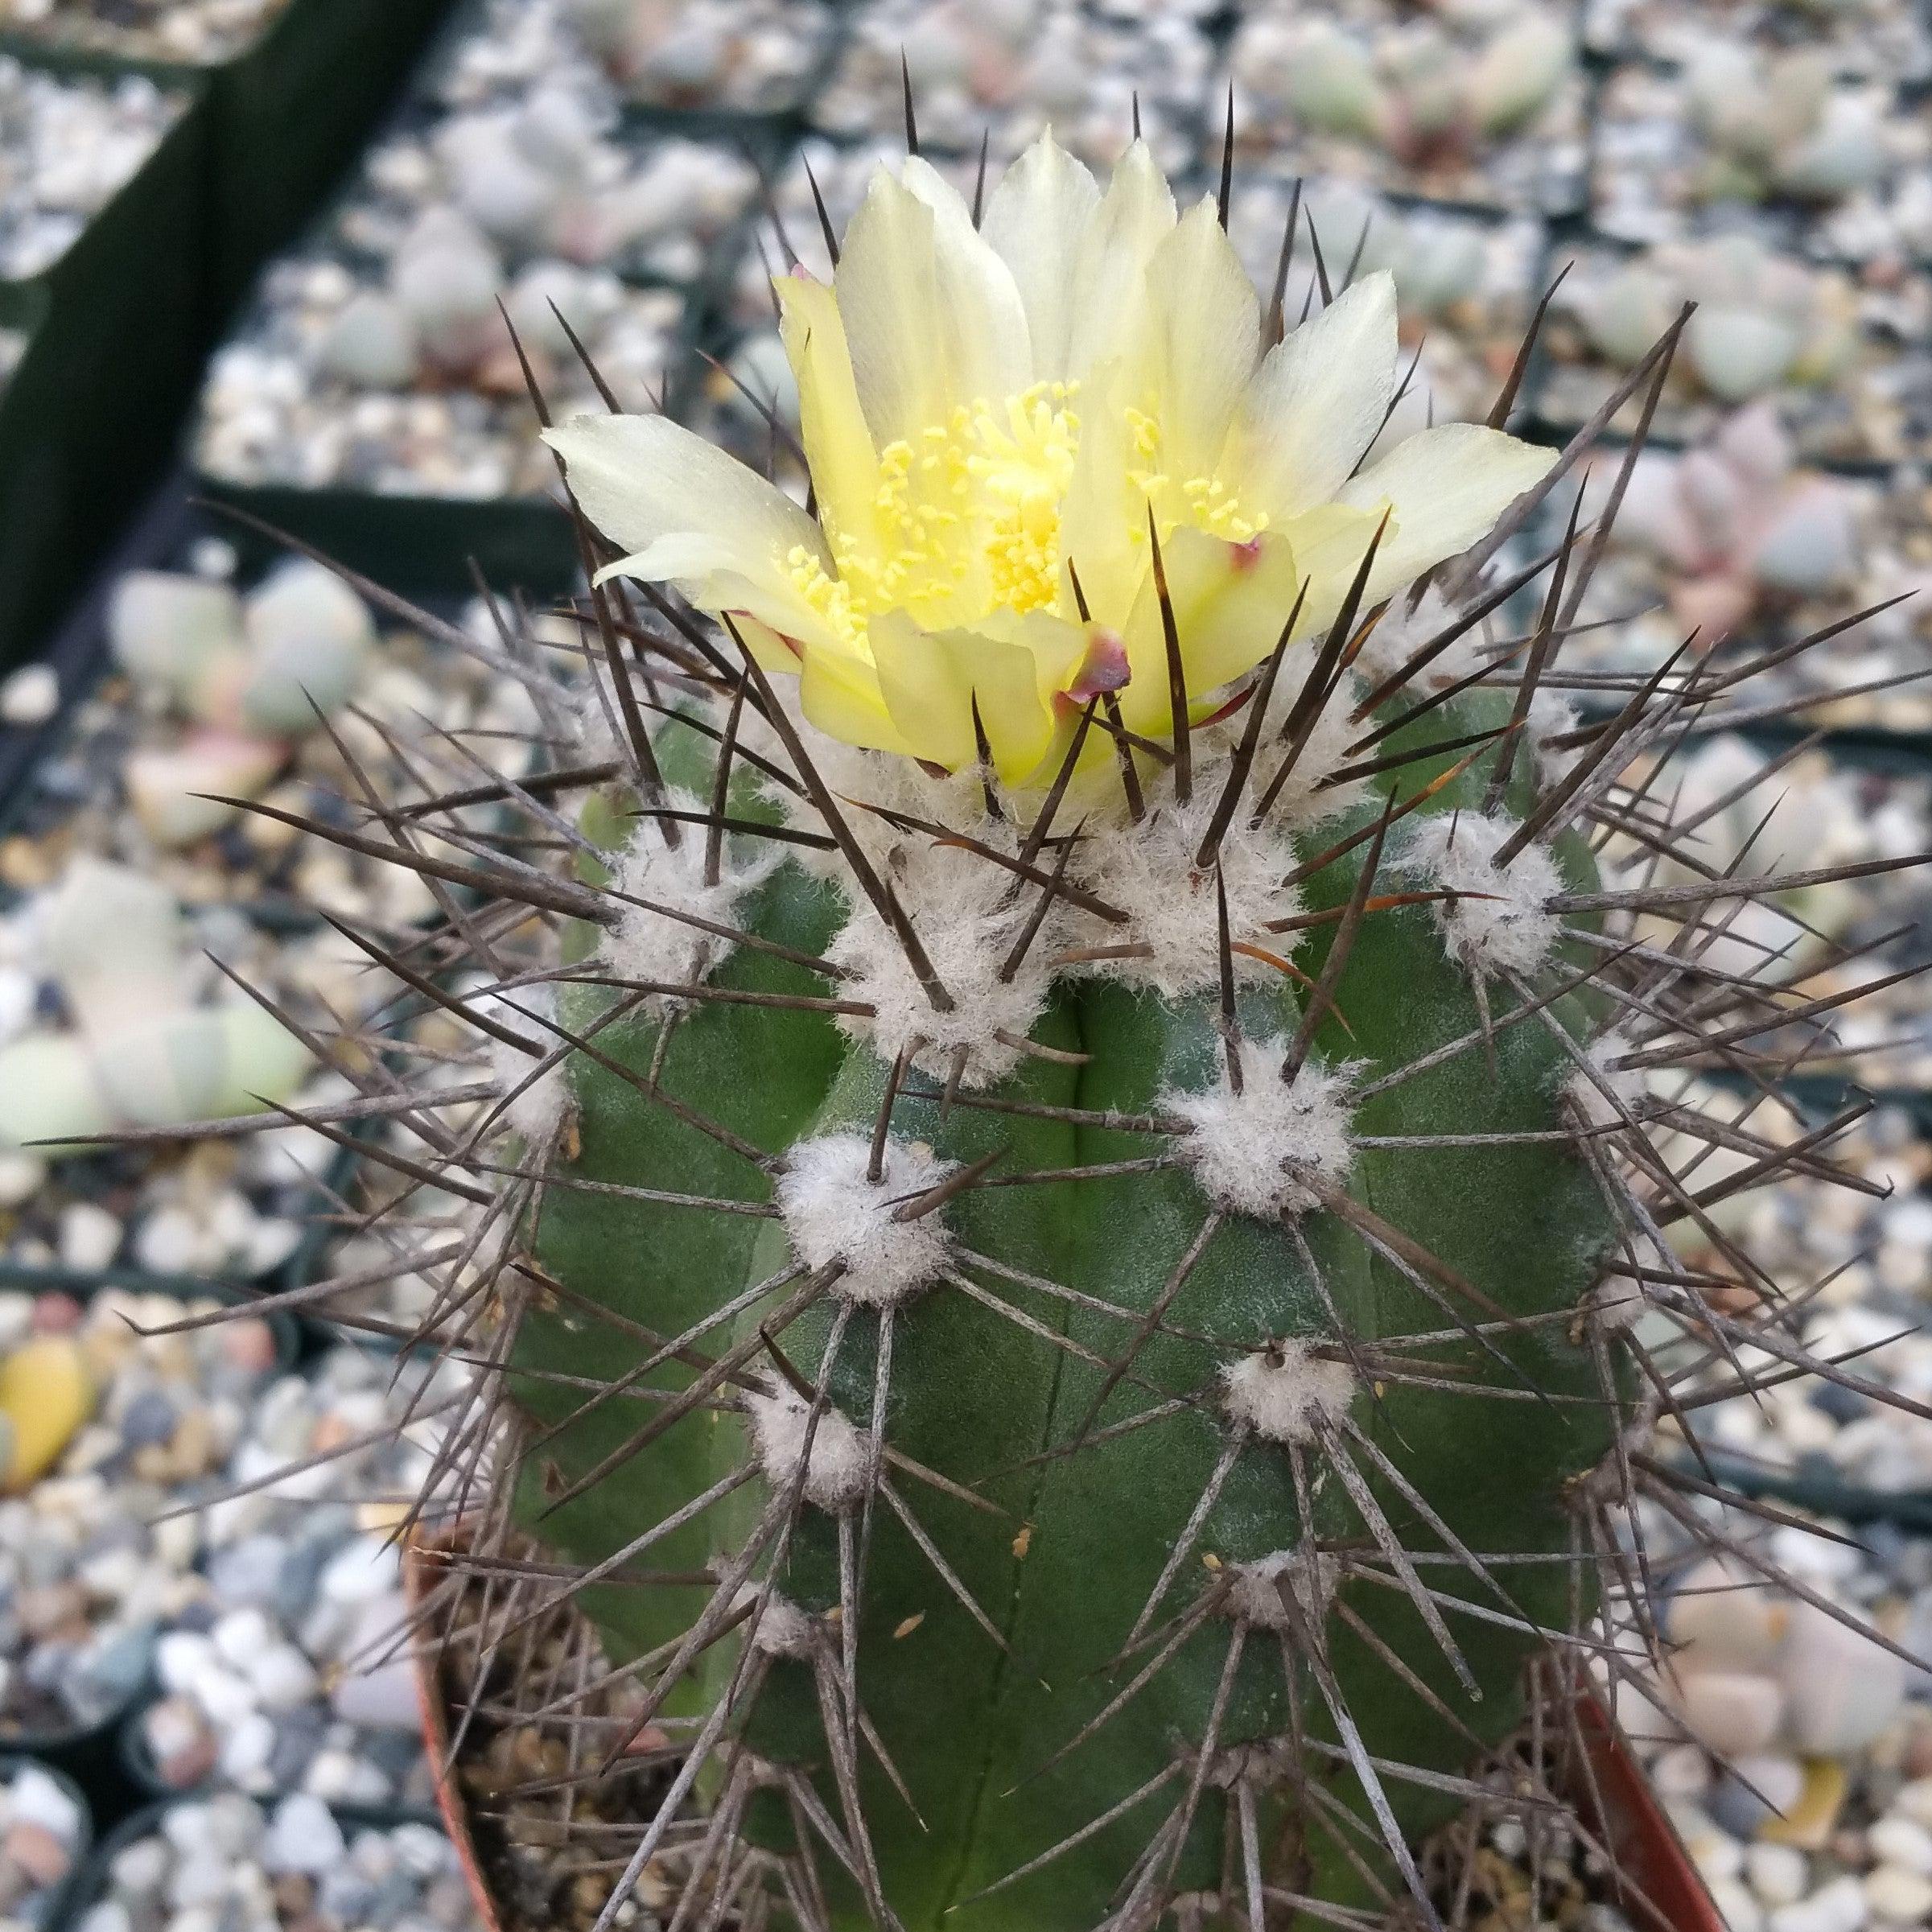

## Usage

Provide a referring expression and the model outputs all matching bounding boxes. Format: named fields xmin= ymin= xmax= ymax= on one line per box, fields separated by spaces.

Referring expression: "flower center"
xmin=1127 ymin=406 xmax=1271 ymax=545
xmin=784 ymin=383 xmax=1264 ymax=661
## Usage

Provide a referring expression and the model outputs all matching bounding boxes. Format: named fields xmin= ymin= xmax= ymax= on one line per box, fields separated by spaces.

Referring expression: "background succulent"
xmin=1572 ymin=239 xmax=1861 ymax=406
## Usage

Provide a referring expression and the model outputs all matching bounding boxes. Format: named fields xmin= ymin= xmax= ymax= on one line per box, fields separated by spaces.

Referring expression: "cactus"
xmin=195 ymin=131 xmax=1925 ymax=1932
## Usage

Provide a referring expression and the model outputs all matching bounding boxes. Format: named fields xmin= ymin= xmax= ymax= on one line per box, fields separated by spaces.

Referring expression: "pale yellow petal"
xmin=1337 ymin=423 xmax=1556 ymax=597
xmin=1270 ymin=502 xmax=1396 ymax=638
xmin=546 ymin=413 xmax=828 ymax=572
xmin=776 ymin=272 xmax=880 ymax=558
xmin=871 ymin=610 xmax=1079 ymax=782
xmin=798 ymin=641 xmax=920 ymax=760
xmin=1123 ymin=200 xmax=1262 ymax=484
xmin=1221 ymin=272 xmax=1399 ymax=523
xmin=900 ymin=156 xmax=1032 ymax=406
xmin=835 ymin=171 xmax=945 ymax=446
xmin=1064 ymin=141 xmax=1177 ymax=381
xmin=980 ymin=130 xmax=1102 ymax=382
xmin=1056 ymin=356 xmax=1145 ymax=624
xmin=1116 ymin=529 xmax=1306 ymax=736
xmin=596 ymin=540 xmax=838 ymax=654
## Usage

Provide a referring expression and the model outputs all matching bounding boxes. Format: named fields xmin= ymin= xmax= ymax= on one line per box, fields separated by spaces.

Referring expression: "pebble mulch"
xmin=0 ymin=60 xmax=188 ymax=282
xmin=70 ymin=1796 xmax=477 ymax=1932
xmin=0 ymin=0 xmax=291 ymax=63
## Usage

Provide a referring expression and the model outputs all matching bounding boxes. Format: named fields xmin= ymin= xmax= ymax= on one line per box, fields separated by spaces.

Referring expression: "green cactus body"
xmin=506 ymin=690 xmax=1623 ymax=1930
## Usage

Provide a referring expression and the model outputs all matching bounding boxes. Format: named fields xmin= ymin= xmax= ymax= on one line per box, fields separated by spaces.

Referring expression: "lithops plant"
xmin=0 ymin=859 xmax=311 ymax=1151
xmin=106 ymin=561 xmax=374 ymax=847
xmin=1571 ymin=238 xmax=1860 ymax=408
xmin=1234 ymin=9 xmax=1576 ymax=175
xmin=181 ymin=128 xmax=1926 ymax=1932
xmin=1682 ymin=47 xmax=1891 ymax=207
xmin=1608 ymin=402 xmax=1864 ymax=642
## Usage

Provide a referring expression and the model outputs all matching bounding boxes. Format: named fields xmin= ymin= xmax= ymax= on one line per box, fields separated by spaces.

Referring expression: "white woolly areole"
xmin=744 ymin=1385 xmax=875 ymax=1514
xmin=1221 ymin=1339 xmax=1357 ymax=1444
xmin=1235 ymin=679 xmax=1370 ymax=834
xmin=1567 ymin=1027 xmax=1646 ymax=1131
xmin=1347 ymin=586 xmax=1494 ymax=695
xmin=1529 ymin=690 xmax=1581 ymax=787
xmin=1224 ymin=1547 xmax=1340 ymax=1630
xmin=1164 ymin=1036 xmax=1357 ymax=1219
xmin=732 ymin=1585 xmax=818 ymax=1658
xmin=1403 ymin=809 xmax=1562 ymax=980
xmin=1581 ymin=1275 xmax=1646 ymax=1336
xmin=822 ymin=835 xmax=1049 ymax=1088
xmin=1065 ymin=786 xmax=1300 ymax=999
xmin=776 ymin=1133 xmax=954 ymax=1308
xmin=483 ymin=986 xmax=573 ymax=1143
xmin=605 ymin=786 xmax=780 ymax=1002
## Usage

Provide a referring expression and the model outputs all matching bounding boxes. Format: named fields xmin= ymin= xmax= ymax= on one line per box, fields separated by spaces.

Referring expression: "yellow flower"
xmin=546 ymin=134 xmax=1554 ymax=788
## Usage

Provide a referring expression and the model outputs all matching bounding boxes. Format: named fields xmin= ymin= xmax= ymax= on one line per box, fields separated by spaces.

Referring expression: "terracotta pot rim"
xmin=402 ymin=1527 xmax=1721 ymax=1932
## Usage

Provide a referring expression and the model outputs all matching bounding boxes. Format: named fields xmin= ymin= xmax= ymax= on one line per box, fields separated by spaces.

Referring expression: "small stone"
xmin=1779 ymin=1601 xmax=1907 ymax=1755
xmin=262 ymin=1794 xmax=345 ymax=1877
xmin=1863 ymin=1866 xmax=1932 ymax=1925
xmin=56 ymin=1202 xmax=122 ymax=1275
xmin=0 ymin=665 xmax=57 ymax=727
xmin=1770 ymin=1873 xmax=1868 ymax=1932
xmin=2 ymin=1820 xmax=69 ymax=1889
xmin=109 ymin=1835 xmax=169 ymax=1898
xmin=1671 ymin=1668 xmax=1785 ymax=1757
xmin=29 ymin=1294 xmax=83 ymax=1337
xmin=220 ymin=1320 xmax=278 ymax=1377
xmin=1709 ymin=1877 xmax=1764 ymax=1932
xmin=120 ymin=1390 xmax=179 ymax=1452
xmin=1650 ymin=1741 xmax=1712 ymax=1798
xmin=1868 ymin=1816 xmax=1932 ymax=1876
xmin=1748 ymin=1843 xmax=1808 ymax=1907
xmin=1895 ymin=1779 xmax=1932 ymax=1829
xmin=1712 ymin=1753 xmax=1806 ymax=1839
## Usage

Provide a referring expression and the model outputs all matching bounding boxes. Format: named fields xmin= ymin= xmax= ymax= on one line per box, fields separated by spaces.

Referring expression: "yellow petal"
xmin=798 ymin=637 xmax=921 ymax=760
xmin=836 ymin=171 xmax=945 ymax=446
xmin=901 ymin=156 xmax=1032 ymax=407
xmin=1116 ymin=528 xmax=1307 ymax=737
xmin=871 ymin=610 xmax=1081 ymax=782
xmin=1337 ymin=422 xmax=1556 ymax=596
xmin=981 ymin=130 xmax=1102 ymax=382
xmin=1271 ymin=502 xmax=1396 ymax=638
xmin=1065 ymin=141 xmax=1177 ymax=381
xmin=546 ymin=413 xmax=827 ymax=571
xmin=777 ymin=272 xmax=880 ymax=559
xmin=595 ymin=538 xmax=837 ymax=654
xmin=1220 ymin=273 xmax=1399 ymax=524
xmin=1122 ymin=200 xmax=1260 ymax=483
xmin=1056 ymin=356 xmax=1144 ymax=625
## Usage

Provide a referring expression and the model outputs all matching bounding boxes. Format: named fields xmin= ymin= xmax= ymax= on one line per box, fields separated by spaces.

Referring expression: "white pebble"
xmin=0 ymin=664 xmax=57 ymax=726
xmin=1863 ymin=1867 xmax=1932 ymax=1925
xmin=1749 ymin=1844 xmax=1809 ymax=1909
xmin=1711 ymin=1877 xmax=1765 ymax=1932
xmin=262 ymin=1793 xmax=345 ymax=1876
xmin=1894 ymin=1779 xmax=1932 ymax=1830
xmin=1868 ymin=1818 xmax=1932 ymax=1877
xmin=1772 ymin=1874 xmax=1869 ymax=1932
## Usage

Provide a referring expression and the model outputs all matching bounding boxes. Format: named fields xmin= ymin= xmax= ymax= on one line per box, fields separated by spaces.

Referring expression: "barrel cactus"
xmin=204 ymin=130 xmax=1920 ymax=1932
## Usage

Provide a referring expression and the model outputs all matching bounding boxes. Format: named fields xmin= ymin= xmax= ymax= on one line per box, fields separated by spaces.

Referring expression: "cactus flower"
xmin=547 ymin=134 xmax=1551 ymax=783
